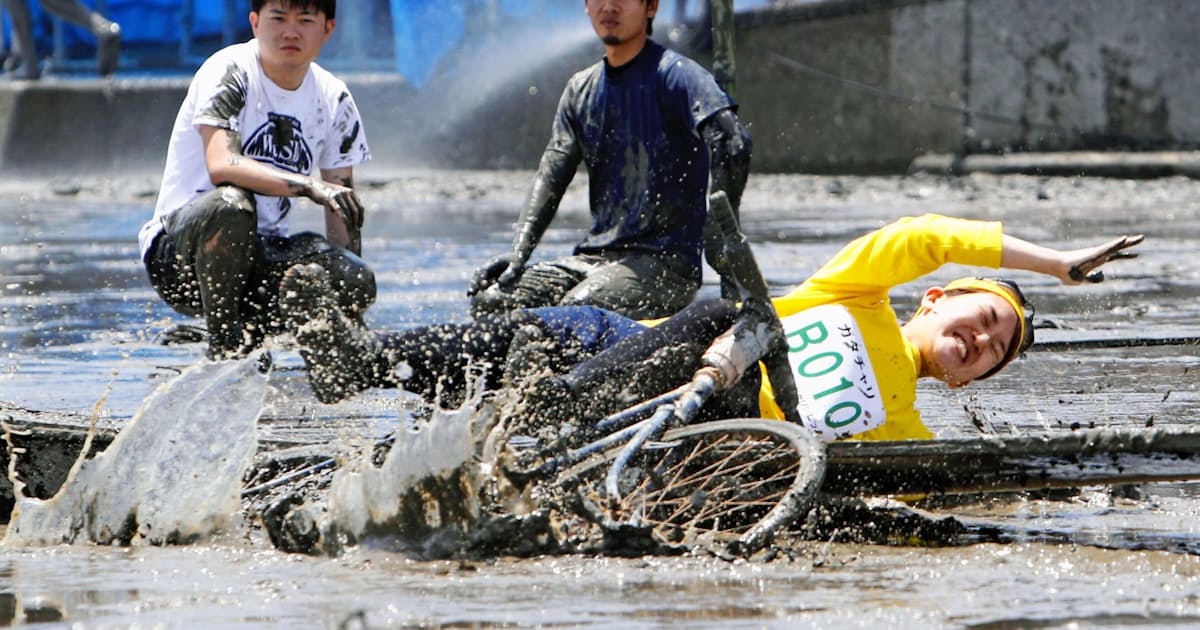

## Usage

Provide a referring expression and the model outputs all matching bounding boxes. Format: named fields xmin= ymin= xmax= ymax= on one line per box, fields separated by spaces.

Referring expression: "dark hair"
xmin=251 ymin=0 xmax=335 ymax=20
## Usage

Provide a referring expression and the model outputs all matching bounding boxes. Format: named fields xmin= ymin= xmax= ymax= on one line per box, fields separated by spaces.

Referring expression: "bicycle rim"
xmin=560 ymin=418 xmax=826 ymax=552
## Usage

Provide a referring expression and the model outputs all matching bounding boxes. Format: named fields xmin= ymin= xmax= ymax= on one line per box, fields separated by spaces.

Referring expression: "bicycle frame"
xmin=511 ymin=191 xmax=806 ymax=511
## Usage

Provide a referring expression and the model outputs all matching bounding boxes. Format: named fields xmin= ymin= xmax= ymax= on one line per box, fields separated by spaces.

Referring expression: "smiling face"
xmin=585 ymin=0 xmax=656 ymax=55
xmin=908 ymin=288 xmax=1022 ymax=388
xmin=250 ymin=1 xmax=334 ymax=87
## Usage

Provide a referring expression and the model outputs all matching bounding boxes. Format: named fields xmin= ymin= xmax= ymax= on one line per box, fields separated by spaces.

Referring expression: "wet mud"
xmin=2 ymin=171 xmax=1200 ymax=625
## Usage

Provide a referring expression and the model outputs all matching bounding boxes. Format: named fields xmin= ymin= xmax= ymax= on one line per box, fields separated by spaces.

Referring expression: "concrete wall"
xmin=735 ymin=1 xmax=968 ymax=172
xmin=733 ymin=0 xmax=1200 ymax=171
xmin=0 ymin=79 xmax=186 ymax=177
xmin=965 ymin=0 xmax=1200 ymax=154
xmin=0 ymin=0 xmax=1196 ymax=177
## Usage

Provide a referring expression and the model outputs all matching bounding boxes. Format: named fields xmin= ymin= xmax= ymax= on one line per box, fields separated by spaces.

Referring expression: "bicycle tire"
xmin=559 ymin=418 xmax=826 ymax=553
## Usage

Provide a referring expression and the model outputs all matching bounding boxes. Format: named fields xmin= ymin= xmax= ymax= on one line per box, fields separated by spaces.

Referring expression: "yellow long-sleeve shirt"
xmin=758 ymin=214 xmax=1004 ymax=441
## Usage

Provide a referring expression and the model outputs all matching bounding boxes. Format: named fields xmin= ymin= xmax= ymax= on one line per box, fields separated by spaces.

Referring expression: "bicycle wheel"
xmin=559 ymin=418 xmax=826 ymax=553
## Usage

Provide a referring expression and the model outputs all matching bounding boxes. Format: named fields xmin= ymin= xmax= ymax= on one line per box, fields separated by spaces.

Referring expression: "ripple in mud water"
xmin=2 ymin=173 xmax=1200 ymax=625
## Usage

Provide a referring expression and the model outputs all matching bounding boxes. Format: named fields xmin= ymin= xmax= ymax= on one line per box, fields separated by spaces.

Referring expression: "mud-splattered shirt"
xmin=550 ymin=40 xmax=734 ymax=278
xmin=139 ymin=39 xmax=371 ymax=259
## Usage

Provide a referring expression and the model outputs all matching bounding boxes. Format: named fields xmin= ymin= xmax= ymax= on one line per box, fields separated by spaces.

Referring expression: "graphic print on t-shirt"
xmin=244 ymin=112 xmax=313 ymax=174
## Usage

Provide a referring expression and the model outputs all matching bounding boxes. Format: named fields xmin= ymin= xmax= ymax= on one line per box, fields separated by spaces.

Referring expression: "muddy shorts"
xmin=544 ymin=300 xmax=762 ymax=423
xmin=524 ymin=305 xmax=646 ymax=356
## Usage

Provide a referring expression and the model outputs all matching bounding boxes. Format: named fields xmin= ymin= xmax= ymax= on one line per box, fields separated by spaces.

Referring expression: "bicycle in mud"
xmin=245 ymin=192 xmax=828 ymax=556
xmin=495 ymin=191 xmax=826 ymax=554
xmin=501 ymin=365 xmax=826 ymax=555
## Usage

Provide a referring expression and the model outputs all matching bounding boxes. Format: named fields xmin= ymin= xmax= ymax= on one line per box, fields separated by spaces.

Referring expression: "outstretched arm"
xmin=1000 ymin=233 xmax=1144 ymax=284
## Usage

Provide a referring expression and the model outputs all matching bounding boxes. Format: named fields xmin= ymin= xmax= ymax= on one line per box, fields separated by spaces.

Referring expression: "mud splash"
xmin=3 ymin=358 xmax=265 ymax=546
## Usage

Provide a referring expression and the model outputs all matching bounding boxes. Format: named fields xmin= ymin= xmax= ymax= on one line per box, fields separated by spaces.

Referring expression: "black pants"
xmin=371 ymin=300 xmax=761 ymax=423
xmin=145 ymin=186 xmax=375 ymax=354
xmin=469 ymin=251 xmax=700 ymax=321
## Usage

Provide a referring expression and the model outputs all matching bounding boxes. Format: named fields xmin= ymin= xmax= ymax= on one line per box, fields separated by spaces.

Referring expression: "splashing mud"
xmin=256 ymin=366 xmax=581 ymax=559
xmin=5 ymin=172 xmax=1200 ymax=625
xmin=318 ymin=378 xmax=495 ymax=555
xmin=4 ymin=358 xmax=266 ymax=546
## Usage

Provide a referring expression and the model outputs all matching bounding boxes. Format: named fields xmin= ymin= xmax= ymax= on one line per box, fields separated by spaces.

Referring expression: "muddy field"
xmin=2 ymin=170 xmax=1200 ymax=627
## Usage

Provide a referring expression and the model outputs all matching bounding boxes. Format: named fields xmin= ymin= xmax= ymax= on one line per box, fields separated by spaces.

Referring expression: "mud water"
xmin=2 ymin=171 xmax=1200 ymax=627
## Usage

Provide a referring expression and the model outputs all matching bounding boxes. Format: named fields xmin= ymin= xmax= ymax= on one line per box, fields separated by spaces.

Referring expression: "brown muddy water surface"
xmin=2 ymin=171 xmax=1200 ymax=627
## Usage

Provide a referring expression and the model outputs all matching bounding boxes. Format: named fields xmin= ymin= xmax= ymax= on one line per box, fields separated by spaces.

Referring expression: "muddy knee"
xmin=165 ymin=186 xmax=257 ymax=256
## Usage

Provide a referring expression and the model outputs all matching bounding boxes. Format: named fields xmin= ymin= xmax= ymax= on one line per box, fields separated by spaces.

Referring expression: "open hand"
xmin=1063 ymin=234 xmax=1144 ymax=284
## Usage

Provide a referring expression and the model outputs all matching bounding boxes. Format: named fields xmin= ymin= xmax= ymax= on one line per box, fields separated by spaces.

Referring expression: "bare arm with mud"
xmin=319 ymin=167 xmax=362 ymax=256
xmin=199 ymin=125 xmax=366 ymax=253
xmin=1000 ymin=233 xmax=1145 ymax=284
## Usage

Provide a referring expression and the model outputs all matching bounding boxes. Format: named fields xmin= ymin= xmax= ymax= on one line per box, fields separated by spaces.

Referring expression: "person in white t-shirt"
xmin=138 ymin=0 xmax=373 ymax=360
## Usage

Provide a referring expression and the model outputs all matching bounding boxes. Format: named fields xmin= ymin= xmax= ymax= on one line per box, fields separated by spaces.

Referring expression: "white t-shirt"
xmin=138 ymin=39 xmax=371 ymax=259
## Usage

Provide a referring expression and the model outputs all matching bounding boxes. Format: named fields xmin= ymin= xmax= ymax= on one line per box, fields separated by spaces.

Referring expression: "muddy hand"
xmin=497 ymin=256 xmax=526 ymax=286
xmin=468 ymin=251 xmax=524 ymax=296
xmin=1067 ymin=234 xmax=1144 ymax=283
xmin=307 ymin=179 xmax=364 ymax=228
xmin=328 ymin=188 xmax=365 ymax=229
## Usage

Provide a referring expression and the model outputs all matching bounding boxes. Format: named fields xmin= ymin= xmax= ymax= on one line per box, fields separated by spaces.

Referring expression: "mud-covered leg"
xmin=279 ymin=263 xmax=389 ymax=403
xmin=2 ymin=0 xmax=39 ymax=79
xmin=560 ymin=299 xmax=740 ymax=417
xmin=38 ymin=0 xmax=121 ymax=75
xmin=153 ymin=186 xmax=259 ymax=360
xmin=194 ymin=194 xmax=257 ymax=359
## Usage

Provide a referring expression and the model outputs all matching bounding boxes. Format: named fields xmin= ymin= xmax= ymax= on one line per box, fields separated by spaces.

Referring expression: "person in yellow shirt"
xmin=754 ymin=213 xmax=1141 ymax=440
xmin=280 ymin=214 xmax=1141 ymax=442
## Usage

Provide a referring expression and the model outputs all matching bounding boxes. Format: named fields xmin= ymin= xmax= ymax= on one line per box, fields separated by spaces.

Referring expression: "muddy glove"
xmin=1066 ymin=235 xmax=1144 ymax=283
xmin=467 ymin=221 xmax=540 ymax=297
xmin=306 ymin=178 xmax=365 ymax=230
xmin=468 ymin=250 xmax=527 ymax=297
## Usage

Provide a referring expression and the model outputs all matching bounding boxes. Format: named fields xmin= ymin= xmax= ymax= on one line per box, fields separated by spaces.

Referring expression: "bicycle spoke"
xmin=631 ymin=431 xmax=801 ymax=536
xmin=559 ymin=418 xmax=826 ymax=552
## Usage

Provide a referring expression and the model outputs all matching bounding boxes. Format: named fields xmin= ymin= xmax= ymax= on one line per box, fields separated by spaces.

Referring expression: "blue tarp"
xmin=389 ymin=0 xmax=582 ymax=88
xmin=4 ymin=0 xmax=776 ymax=76
xmin=4 ymin=0 xmax=231 ymax=52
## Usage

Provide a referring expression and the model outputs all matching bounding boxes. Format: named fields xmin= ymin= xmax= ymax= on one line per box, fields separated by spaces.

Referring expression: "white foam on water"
xmin=3 ymin=357 xmax=267 ymax=547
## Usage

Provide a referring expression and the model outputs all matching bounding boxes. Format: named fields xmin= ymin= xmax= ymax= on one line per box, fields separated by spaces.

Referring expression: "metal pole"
xmin=711 ymin=0 xmax=735 ymax=96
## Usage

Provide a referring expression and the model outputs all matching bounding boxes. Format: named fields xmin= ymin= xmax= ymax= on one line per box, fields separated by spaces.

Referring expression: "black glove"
xmin=468 ymin=251 xmax=526 ymax=297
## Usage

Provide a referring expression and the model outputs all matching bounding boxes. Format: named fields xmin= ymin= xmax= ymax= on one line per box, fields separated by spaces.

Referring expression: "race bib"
xmin=779 ymin=305 xmax=885 ymax=441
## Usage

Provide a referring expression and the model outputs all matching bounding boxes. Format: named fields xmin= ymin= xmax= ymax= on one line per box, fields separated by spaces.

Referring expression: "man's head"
xmin=252 ymin=0 xmax=335 ymax=20
xmin=905 ymin=277 xmax=1034 ymax=388
xmin=250 ymin=0 xmax=336 ymax=84
xmin=586 ymin=0 xmax=658 ymax=46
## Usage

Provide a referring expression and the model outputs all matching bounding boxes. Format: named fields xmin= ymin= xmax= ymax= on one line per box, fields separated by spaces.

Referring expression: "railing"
xmin=39 ymin=0 xmax=387 ymax=75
